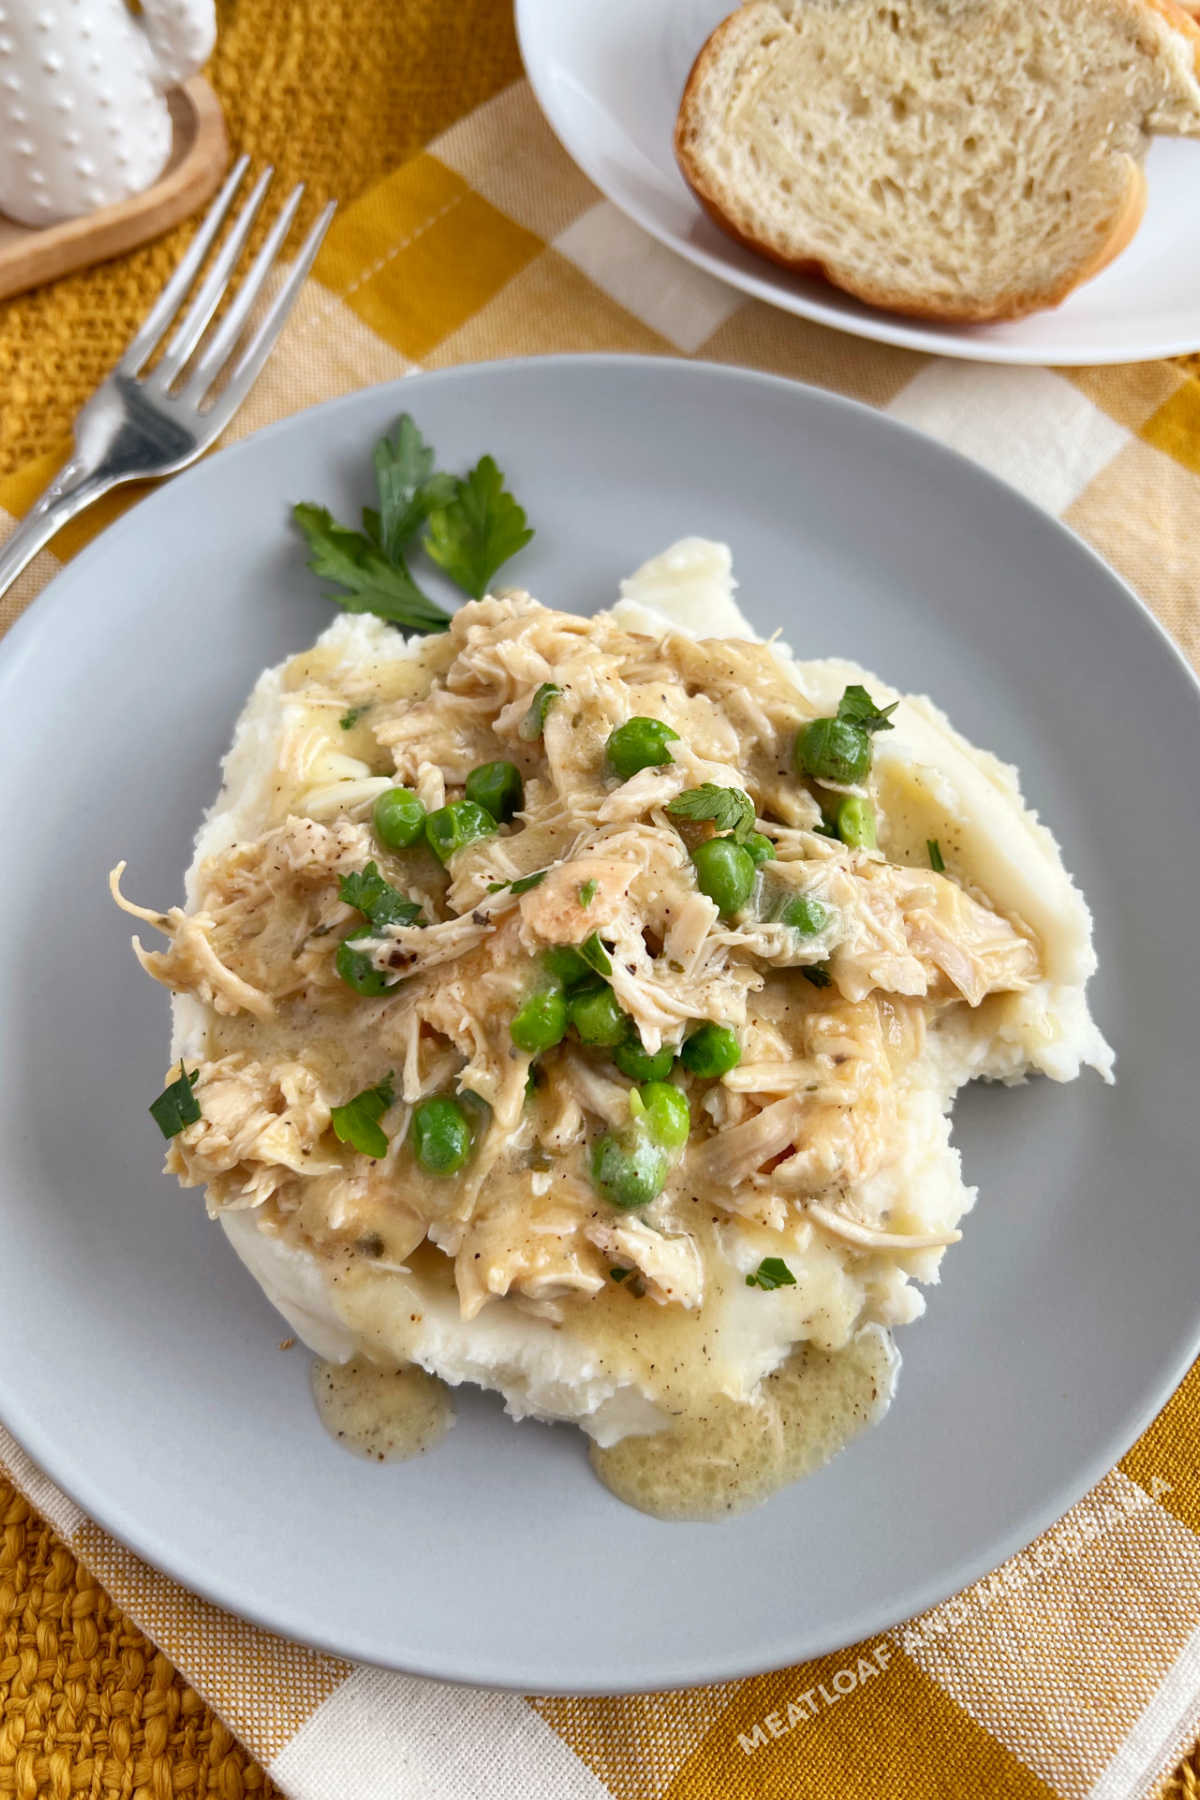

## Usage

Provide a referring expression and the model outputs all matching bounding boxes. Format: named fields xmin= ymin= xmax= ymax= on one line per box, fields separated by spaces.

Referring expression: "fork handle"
xmin=0 ymin=461 xmax=121 ymax=601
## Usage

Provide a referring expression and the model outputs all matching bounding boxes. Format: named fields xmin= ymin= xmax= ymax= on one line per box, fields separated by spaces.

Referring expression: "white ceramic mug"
xmin=0 ymin=0 xmax=217 ymax=227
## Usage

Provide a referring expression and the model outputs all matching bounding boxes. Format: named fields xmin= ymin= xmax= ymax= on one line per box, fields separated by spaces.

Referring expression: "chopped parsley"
xmin=927 ymin=838 xmax=946 ymax=873
xmin=666 ymin=783 xmax=755 ymax=841
xmin=293 ymin=415 xmax=533 ymax=631
xmin=149 ymin=1063 xmax=200 ymax=1139
xmin=745 ymin=1257 xmax=797 ymax=1291
xmin=837 ymin=684 xmax=898 ymax=733
xmin=609 ymin=1267 xmax=632 ymax=1283
xmin=486 ymin=869 xmax=548 ymax=896
xmin=330 ymin=1073 xmax=396 ymax=1160
xmin=339 ymin=705 xmax=369 ymax=730
xmin=423 ymin=455 xmax=535 ymax=601
xmin=338 ymin=862 xmax=423 ymax=931
xmin=579 ymin=879 xmax=598 ymax=907
xmin=802 ymin=964 xmax=833 ymax=989
xmin=519 ymin=681 xmax=561 ymax=742
xmin=578 ymin=932 xmax=613 ymax=978
xmin=525 ymin=1065 xmax=545 ymax=1101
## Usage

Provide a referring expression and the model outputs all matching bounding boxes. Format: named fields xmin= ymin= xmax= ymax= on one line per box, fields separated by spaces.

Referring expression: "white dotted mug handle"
xmin=138 ymin=0 xmax=216 ymax=92
xmin=0 ymin=0 xmax=215 ymax=227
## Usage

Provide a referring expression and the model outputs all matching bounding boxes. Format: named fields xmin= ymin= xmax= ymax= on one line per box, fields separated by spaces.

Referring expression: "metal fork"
xmin=0 ymin=159 xmax=336 ymax=599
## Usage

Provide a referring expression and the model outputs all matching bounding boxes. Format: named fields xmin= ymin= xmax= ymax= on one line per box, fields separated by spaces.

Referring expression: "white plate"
xmin=1 ymin=357 xmax=1199 ymax=1692
xmin=517 ymin=0 xmax=1200 ymax=365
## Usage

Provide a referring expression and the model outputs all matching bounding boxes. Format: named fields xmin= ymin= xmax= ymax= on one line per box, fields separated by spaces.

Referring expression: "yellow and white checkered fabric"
xmin=3 ymin=78 xmax=1200 ymax=1800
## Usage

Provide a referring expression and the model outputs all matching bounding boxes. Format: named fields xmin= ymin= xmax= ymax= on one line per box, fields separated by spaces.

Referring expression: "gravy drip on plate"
xmin=311 ymin=1353 xmax=453 ymax=1463
xmin=591 ymin=1326 xmax=897 ymax=1519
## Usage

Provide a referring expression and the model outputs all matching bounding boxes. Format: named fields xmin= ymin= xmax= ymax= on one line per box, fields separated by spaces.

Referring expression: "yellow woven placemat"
xmin=0 ymin=4 xmax=521 ymax=1796
xmin=3 ymin=5 xmax=1200 ymax=1797
xmin=0 ymin=1488 xmax=278 ymax=1799
xmin=0 ymin=0 xmax=523 ymax=476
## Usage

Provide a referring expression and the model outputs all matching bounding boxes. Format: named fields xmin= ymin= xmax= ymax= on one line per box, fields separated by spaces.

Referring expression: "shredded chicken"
xmin=585 ymin=1216 xmax=704 ymax=1308
xmin=111 ymin=864 xmax=275 ymax=1019
xmin=456 ymin=1181 xmax=608 ymax=1319
xmin=518 ymin=855 xmax=637 ymax=942
xmin=806 ymin=1203 xmax=962 ymax=1252
xmin=167 ymin=1054 xmax=336 ymax=1211
xmin=116 ymin=591 xmax=1045 ymax=1344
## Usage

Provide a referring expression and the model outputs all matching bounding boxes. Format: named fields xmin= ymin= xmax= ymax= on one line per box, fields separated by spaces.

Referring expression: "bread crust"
xmin=1143 ymin=0 xmax=1200 ymax=68
xmin=673 ymin=0 xmax=1186 ymax=324
xmin=679 ymin=159 xmax=1146 ymax=323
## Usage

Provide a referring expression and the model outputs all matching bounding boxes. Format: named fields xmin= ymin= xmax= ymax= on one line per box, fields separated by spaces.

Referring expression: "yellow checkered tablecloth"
xmin=3 ymin=44 xmax=1200 ymax=1800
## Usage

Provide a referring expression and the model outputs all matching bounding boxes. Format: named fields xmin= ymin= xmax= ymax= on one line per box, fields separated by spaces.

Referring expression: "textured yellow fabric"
xmin=4 ymin=16 xmax=1200 ymax=1800
xmin=0 ymin=0 xmax=522 ymax=476
xmin=0 ymin=6 xmax=519 ymax=1794
xmin=0 ymin=1486 xmax=282 ymax=1799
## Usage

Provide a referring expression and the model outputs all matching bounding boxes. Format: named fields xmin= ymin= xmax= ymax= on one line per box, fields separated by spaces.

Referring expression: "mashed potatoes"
xmin=113 ymin=539 xmax=1111 ymax=1517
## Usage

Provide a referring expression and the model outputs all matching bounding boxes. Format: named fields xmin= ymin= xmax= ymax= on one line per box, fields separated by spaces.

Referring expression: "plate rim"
xmin=3 ymin=352 xmax=1200 ymax=1691
xmin=514 ymin=0 xmax=1200 ymax=368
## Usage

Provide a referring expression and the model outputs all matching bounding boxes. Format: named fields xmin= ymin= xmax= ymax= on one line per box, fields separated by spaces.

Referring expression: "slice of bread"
xmin=675 ymin=0 xmax=1200 ymax=321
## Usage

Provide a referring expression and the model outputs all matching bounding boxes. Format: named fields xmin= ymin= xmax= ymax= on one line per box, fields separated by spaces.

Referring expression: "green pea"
xmin=373 ymin=786 xmax=426 ymax=851
xmin=612 ymin=1034 xmax=675 ymax=1082
xmin=635 ymin=1081 xmax=691 ymax=1152
xmin=335 ymin=930 xmax=396 ymax=997
xmin=606 ymin=716 xmax=680 ymax=780
xmin=542 ymin=945 xmax=592 ymax=990
xmin=775 ymin=894 xmax=831 ymax=935
xmin=680 ymin=1022 xmax=741 ymax=1079
xmin=691 ymin=837 xmax=756 ymax=916
xmin=465 ymin=760 xmax=524 ymax=824
xmin=424 ymin=799 xmax=497 ymax=864
xmin=743 ymin=831 xmax=776 ymax=867
xmin=834 ymin=795 xmax=877 ymax=849
xmin=569 ymin=982 xmax=628 ymax=1047
xmin=794 ymin=717 xmax=871 ymax=785
xmin=510 ymin=985 xmax=568 ymax=1054
xmin=411 ymin=1096 xmax=472 ymax=1176
xmin=590 ymin=1133 xmax=669 ymax=1210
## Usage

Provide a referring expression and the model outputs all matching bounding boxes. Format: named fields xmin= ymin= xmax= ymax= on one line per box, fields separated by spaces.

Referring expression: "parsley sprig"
xmin=364 ymin=414 xmax=455 ymax=561
xmin=293 ymin=414 xmax=534 ymax=632
xmin=424 ymin=455 xmax=534 ymax=600
xmin=666 ymin=784 xmax=755 ymax=841
xmin=292 ymin=505 xmax=451 ymax=631
xmin=330 ymin=1073 xmax=396 ymax=1160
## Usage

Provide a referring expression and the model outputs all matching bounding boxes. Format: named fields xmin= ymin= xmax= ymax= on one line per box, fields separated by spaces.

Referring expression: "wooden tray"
xmin=0 ymin=77 xmax=227 ymax=302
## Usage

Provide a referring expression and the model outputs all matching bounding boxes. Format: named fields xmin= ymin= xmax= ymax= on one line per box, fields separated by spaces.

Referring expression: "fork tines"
xmin=120 ymin=157 xmax=336 ymax=413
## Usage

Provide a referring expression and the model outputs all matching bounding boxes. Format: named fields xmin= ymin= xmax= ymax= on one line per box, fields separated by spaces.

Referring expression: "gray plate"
xmin=0 ymin=357 xmax=1197 ymax=1694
